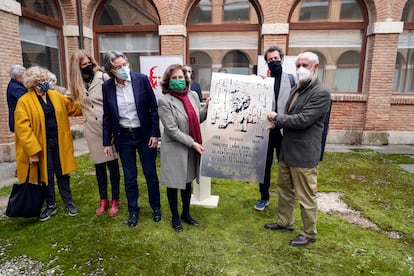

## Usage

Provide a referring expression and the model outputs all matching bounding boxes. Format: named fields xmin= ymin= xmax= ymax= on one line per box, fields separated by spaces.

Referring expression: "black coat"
xmin=7 ymin=79 xmax=27 ymax=132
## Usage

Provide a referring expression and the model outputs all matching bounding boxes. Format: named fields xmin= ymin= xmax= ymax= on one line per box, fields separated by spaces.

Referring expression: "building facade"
xmin=1 ymin=0 xmax=414 ymax=162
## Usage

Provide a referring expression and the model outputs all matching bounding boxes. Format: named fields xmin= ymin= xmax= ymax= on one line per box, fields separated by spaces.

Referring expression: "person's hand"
xmin=267 ymin=111 xmax=277 ymax=122
xmin=104 ymin=146 xmax=113 ymax=158
xmin=266 ymin=122 xmax=276 ymax=130
xmin=205 ymin=97 xmax=211 ymax=108
xmin=29 ymin=154 xmax=39 ymax=164
xmin=192 ymin=142 xmax=205 ymax=155
xmin=148 ymin=137 xmax=159 ymax=148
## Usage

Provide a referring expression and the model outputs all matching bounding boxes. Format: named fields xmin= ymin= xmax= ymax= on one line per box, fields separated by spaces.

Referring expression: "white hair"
xmin=48 ymin=71 xmax=57 ymax=83
xmin=9 ymin=64 xmax=25 ymax=79
xmin=297 ymin=52 xmax=319 ymax=65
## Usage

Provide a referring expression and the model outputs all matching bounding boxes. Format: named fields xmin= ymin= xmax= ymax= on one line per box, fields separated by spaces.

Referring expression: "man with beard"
xmin=254 ymin=46 xmax=296 ymax=211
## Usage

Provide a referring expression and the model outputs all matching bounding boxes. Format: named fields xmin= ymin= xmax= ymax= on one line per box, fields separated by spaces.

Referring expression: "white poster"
xmin=201 ymin=73 xmax=275 ymax=183
xmin=139 ymin=56 xmax=183 ymax=99
xmin=257 ymin=55 xmax=297 ymax=77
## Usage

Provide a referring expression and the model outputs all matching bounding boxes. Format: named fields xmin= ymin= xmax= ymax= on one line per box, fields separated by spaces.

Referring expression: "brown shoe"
xmin=109 ymin=200 xmax=119 ymax=217
xmin=264 ymin=223 xmax=293 ymax=231
xmin=96 ymin=199 xmax=109 ymax=216
xmin=290 ymin=235 xmax=316 ymax=246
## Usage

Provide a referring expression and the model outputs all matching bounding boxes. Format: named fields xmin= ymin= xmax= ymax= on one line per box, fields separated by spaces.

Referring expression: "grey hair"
xmin=9 ymin=64 xmax=26 ymax=79
xmin=102 ymin=50 xmax=128 ymax=78
xmin=298 ymin=51 xmax=319 ymax=65
xmin=47 ymin=71 xmax=57 ymax=83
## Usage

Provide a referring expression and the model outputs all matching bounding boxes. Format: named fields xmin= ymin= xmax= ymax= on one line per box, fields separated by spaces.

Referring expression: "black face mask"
xmin=268 ymin=60 xmax=282 ymax=76
xmin=81 ymin=64 xmax=94 ymax=76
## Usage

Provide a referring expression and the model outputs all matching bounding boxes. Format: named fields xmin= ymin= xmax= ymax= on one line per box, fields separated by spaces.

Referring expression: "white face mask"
xmin=296 ymin=66 xmax=312 ymax=82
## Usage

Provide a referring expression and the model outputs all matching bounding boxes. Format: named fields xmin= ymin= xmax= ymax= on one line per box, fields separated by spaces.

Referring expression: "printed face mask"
xmin=268 ymin=60 xmax=282 ymax=76
xmin=116 ymin=66 xmax=130 ymax=80
xmin=36 ymin=81 xmax=51 ymax=93
xmin=296 ymin=66 xmax=312 ymax=82
xmin=81 ymin=64 xmax=94 ymax=76
xmin=169 ymin=79 xmax=187 ymax=91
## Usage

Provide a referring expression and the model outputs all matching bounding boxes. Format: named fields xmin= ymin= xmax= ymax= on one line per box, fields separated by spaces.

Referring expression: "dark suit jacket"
xmin=275 ymin=78 xmax=331 ymax=168
xmin=7 ymin=79 xmax=27 ymax=132
xmin=190 ymin=80 xmax=203 ymax=102
xmin=102 ymin=72 xmax=160 ymax=152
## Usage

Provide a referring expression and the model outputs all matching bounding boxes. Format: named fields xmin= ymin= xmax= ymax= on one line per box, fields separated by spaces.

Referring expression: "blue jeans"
xmin=118 ymin=128 xmax=160 ymax=215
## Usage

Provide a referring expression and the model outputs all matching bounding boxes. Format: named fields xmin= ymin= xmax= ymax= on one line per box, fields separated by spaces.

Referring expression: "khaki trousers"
xmin=277 ymin=161 xmax=318 ymax=239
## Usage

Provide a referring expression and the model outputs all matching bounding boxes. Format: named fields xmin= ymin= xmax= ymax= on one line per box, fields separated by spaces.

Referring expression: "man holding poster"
xmin=201 ymin=72 xmax=274 ymax=183
xmin=264 ymin=52 xmax=331 ymax=247
xmin=254 ymin=46 xmax=296 ymax=212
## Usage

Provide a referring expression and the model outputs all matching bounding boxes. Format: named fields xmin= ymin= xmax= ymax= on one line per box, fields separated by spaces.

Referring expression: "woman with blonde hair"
xmin=15 ymin=66 xmax=82 ymax=221
xmin=68 ymin=49 xmax=120 ymax=217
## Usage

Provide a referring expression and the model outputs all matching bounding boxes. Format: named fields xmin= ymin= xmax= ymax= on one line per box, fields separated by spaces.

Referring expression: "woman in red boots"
xmin=68 ymin=49 xmax=120 ymax=217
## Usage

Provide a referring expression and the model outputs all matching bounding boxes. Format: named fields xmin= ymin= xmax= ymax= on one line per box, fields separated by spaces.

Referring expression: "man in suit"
xmin=264 ymin=52 xmax=331 ymax=246
xmin=102 ymin=51 xmax=161 ymax=228
xmin=183 ymin=64 xmax=203 ymax=102
xmin=7 ymin=64 xmax=27 ymax=132
xmin=254 ymin=46 xmax=296 ymax=211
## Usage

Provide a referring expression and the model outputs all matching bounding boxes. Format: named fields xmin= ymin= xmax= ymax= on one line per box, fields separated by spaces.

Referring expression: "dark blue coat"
xmin=7 ymin=79 xmax=27 ymax=132
xmin=102 ymin=72 xmax=160 ymax=152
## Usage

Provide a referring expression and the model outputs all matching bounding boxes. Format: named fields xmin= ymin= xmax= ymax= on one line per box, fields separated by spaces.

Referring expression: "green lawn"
xmin=0 ymin=149 xmax=413 ymax=275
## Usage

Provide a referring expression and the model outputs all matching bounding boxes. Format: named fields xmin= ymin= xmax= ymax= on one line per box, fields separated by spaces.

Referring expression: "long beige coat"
xmin=158 ymin=90 xmax=207 ymax=189
xmin=80 ymin=70 xmax=116 ymax=164
xmin=14 ymin=90 xmax=82 ymax=185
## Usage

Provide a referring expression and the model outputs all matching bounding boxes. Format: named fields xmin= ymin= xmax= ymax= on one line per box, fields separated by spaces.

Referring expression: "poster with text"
xmin=139 ymin=56 xmax=183 ymax=99
xmin=201 ymin=73 xmax=275 ymax=182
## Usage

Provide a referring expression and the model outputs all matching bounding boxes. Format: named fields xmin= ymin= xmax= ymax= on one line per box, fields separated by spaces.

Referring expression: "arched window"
xmin=189 ymin=51 xmax=212 ymax=91
xmin=222 ymin=50 xmax=250 ymax=75
xmin=94 ymin=0 xmax=160 ymax=72
xmin=289 ymin=0 xmax=366 ymax=92
xmin=18 ymin=0 xmax=63 ymax=84
xmin=334 ymin=51 xmax=360 ymax=92
xmin=394 ymin=0 xmax=414 ymax=93
xmin=187 ymin=0 xmax=260 ymax=92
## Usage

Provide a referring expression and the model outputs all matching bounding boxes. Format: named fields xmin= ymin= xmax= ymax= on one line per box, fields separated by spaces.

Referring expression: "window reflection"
xmin=17 ymin=0 xmax=59 ymax=19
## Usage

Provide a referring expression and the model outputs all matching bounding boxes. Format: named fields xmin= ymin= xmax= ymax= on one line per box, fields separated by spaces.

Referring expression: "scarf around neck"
xmin=169 ymin=88 xmax=202 ymax=145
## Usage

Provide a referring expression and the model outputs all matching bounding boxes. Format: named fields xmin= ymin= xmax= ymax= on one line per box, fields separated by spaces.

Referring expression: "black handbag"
xmin=6 ymin=164 xmax=46 ymax=218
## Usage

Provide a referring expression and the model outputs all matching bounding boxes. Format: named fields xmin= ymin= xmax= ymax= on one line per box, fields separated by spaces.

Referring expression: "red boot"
xmin=96 ymin=199 xmax=109 ymax=216
xmin=109 ymin=200 xmax=119 ymax=217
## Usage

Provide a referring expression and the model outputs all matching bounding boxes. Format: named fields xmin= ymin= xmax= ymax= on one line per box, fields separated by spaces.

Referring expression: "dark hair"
xmin=161 ymin=64 xmax=190 ymax=94
xmin=264 ymin=46 xmax=285 ymax=62
xmin=102 ymin=50 xmax=128 ymax=78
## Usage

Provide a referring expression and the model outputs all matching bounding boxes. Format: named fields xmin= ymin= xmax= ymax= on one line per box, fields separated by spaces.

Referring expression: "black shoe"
xmin=65 ymin=201 xmax=78 ymax=216
xmin=290 ymin=235 xmax=316 ymax=246
xmin=153 ymin=209 xmax=162 ymax=222
xmin=172 ymin=218 xmax=183 ymax=232
xmin=264 ymin=223 xmax=293 ymax=231
xmin=127 ymin=214 xmax=138 ymax=228
xmin=39 ymin=205 xmax=57 ymax=222
xmin=181 ymin=215 xmax=200 ymax=227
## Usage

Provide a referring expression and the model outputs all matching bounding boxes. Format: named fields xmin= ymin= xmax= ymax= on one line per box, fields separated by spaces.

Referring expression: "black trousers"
xmin=45 ymin=138 xmax=72 ymax=206
xmin=259 ymin=129 xmax=282 ymax=201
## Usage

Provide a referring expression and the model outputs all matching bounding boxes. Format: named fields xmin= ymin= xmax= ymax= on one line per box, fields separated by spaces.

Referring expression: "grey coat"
xmin=81 ymin=70 xmax=117 ymax=164
xmin=275 ymin=78 xmax=331 ymax=168
xmin=158 ymin=90 xmax=207 ymax=189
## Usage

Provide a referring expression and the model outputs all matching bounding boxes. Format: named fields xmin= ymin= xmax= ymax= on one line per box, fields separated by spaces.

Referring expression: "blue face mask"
xmin=116 ymin=66 xmax=130 ymax=80
xmin=36 ymin=81 xmax=51 ymax=93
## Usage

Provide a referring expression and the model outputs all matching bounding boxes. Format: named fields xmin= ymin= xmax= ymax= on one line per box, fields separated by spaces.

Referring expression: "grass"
xmin=0 ymin=149 xmax=413 ymax=275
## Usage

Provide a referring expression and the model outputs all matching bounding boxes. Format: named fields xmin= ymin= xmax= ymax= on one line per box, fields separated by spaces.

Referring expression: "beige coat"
xmin=80 ymin=70 xmax=116 ymax=164
xmin=158 ymin=90 xmax=207 ymax=189
xmin=14 ymin=90 xmax=82 ymax=185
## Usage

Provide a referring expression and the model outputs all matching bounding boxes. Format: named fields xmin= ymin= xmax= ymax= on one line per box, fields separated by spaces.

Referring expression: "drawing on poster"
xmin=201 ymin=73 xmax=275 ymax=182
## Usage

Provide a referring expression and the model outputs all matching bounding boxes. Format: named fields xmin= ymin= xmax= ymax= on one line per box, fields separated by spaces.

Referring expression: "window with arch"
xmin=187 ymin=0 xmax=260 ymax=92
xmin=189 ymin=52 xmax=212 ymax=91
xmin=394 ymin=0 xmax=414 ymax=93
xmin=334 ymin=51 xmax=361 ymax=91
xmin=94 ymin=0 xmax=160 ymax=72
xmin=289 ymin=0 xmax=367 ymax=92
xmin=222 ymin=50 xmax=250 ymax=75
xmin=17 ymin=0 xmax=63 ymax=85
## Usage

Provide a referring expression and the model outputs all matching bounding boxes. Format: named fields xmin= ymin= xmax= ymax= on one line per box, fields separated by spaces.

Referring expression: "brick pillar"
xmin=362 ymin=22 xmax=402 ymax=145
xmin=0 ymin=1 xmax=23 ymax=162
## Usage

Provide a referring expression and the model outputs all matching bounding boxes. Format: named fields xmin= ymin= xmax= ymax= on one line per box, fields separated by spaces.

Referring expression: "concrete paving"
xmin=1 ymin=139 xmax=414 ymax=189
